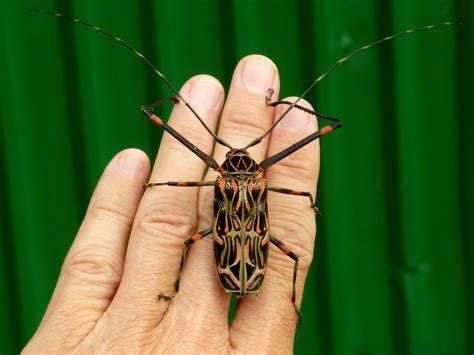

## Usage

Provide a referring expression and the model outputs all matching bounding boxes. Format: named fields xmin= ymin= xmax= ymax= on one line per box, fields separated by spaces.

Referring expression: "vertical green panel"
xmin=301 ymin=3 xmax=333 ymax=354
xmin=152 ymin=0 xmax=227 ymax=82
xmin=232 ymin=1 xmax=267 ymax=56
xmin=0 ymin=4 xmax=23 ymax=353
xmin=313 ymin=0 xmax=395 ymax=354
xmin=392 ymin=0 xmax=467 ymax=353
xmin=0 ymin=122 xmax=20 ymax=355
xmin=232 ymin=0 xmax=304 ymax=96
xmin=457 ymin=0 xmax=474 ymax=351
xmin=68 ymin=1 xmax=151 ymax=190
xmin=150 ymin=0 xmax=227 ymax=131
xmin=1 ymin=0 xmax=81 ymax=349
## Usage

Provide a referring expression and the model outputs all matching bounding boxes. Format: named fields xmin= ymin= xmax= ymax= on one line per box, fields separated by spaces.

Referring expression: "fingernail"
xmin=118 ymin=152 xmax=145 ymax=177
xmin=278 ymin=106 xmax=311 ymax=131
xmin=240 ymin=56 xmax=276 ymax=93
xmin=188 ymin=78 xmax=223 ymax=110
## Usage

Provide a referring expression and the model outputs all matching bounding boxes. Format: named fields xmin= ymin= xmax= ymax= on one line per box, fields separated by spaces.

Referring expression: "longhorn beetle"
xmin=33 ymin=9 xmax=456 ymax=323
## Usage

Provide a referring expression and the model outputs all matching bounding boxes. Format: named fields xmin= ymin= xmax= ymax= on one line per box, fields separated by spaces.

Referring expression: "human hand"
xmin=23 ymin=55 xmax=320 ymax=354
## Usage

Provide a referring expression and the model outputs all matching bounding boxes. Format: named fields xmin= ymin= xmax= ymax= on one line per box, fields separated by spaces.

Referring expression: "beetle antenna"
xmin=245 ymin=22 xmax=458 ymax=149
xmin=32 ymin=9 xmax=233 ymax=149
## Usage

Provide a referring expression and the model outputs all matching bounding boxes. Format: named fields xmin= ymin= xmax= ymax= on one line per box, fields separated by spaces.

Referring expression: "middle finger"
xmin=168 ymin=55 xmax=280 ymax=331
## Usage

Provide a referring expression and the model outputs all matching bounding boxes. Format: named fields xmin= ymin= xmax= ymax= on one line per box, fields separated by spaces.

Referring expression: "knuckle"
xmin=87 ymin=191 xmax=135 ymax=227
xmin=197 ymin=188 xmax=214 ymax=224
xmin=268 ymin=153 xmax=318 ymax=185
xmin=270 ymin=244 xmax=313 ymax=278
xmin=269 ymin=209 xmax=315 ymax=273
xmin=64 ymin=245 xmax=123 ymax=284
xmin=270 ymin=204 xmax=315 ymax=241
xmin=224 ymin=103 xmax=272 ymax=139
xmin=163 ymin=333 xmax=227 ymax=354
xmin=102 ymin=311 xmax=157 ymax=347
xmin=105 ymin=302 xmax=162 ymax=328
xmin=296 ymin=249 xmax=313 ymax=272
xmin=136 ymin=197 xmax=196 ymax=246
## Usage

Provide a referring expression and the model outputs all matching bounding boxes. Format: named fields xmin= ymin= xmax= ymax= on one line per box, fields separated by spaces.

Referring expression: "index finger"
xmin=107 ymin=76 xmax=224 ymax=323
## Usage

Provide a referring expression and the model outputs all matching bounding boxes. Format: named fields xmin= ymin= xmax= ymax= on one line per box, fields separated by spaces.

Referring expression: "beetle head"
xmin=221 ymin=149 xmax=259 ymax=175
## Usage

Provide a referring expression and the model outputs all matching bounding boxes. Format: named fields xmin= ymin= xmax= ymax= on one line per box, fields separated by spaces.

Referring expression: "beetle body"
xmin=214 ymin=176 xmax=269 ymax=295
xmin=214 ymin=149 xmax=269 ymax=295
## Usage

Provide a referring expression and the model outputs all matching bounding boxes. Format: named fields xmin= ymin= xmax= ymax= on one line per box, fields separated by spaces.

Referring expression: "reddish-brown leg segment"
xmin=141 ymin=99 xmax=223 ymax=170
xmin=268 ymin=186 xmax=321 ymax=217
xmin=146 ymin=181 xmax=217 ymax=299
xmin=158 ymin=227 xmax=213 ymax=300
xmin=270 ymin=235 xmax=302 ymax=324
xmin=266 ymin=88 xmax=341 ymax=123
xmin=145 ymin=181 xmax=215 ymax=189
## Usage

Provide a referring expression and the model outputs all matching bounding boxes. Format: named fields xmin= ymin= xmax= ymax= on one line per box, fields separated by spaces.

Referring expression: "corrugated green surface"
xmin=0 ymin=1 xmax=471 ymax=354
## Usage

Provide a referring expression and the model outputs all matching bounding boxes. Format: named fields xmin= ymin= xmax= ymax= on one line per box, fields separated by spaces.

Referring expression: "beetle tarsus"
xmin=157 ymin=293 xmax=175 ymax=301
xmin=265 ymin=88 xmax=275 ymax=105
xmin=295 ymin=305 xmax=303 ymax=324
xmin=313 ymin=206 xmax=321 ymax=218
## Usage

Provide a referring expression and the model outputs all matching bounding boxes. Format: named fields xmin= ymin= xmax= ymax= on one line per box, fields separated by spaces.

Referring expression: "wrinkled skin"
xmin=23 ymin=55 xmax=320 ymax=354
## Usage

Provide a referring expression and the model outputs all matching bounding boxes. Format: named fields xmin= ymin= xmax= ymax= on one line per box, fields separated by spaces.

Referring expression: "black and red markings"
xmin=214 ymin=176 xmax=269 ymax=294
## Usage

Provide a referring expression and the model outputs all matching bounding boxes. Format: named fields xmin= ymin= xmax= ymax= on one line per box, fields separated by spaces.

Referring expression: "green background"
xmin=0 ymin=0 xmax=472 ymax=354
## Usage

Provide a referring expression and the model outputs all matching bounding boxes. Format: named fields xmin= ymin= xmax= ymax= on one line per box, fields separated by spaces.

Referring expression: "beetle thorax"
xmin=221 ymin=149 xmax=259 ymax=176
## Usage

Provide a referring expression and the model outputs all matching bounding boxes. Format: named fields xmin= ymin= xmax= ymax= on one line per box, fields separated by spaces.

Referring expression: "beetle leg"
xmin=266 ymin=88 xmax=341 ymax=123
xmin=144 ymin=180 xmax=215 ymax=190
xmin=158 ymin=227 xmax=213 ymax=300
xmin=270 ymin=235 xmax=302 ymax=324
xmin=267 ymin=186 xmax=321 ymax=218
xmin=142 ymin=96 xmax=179 ymax=111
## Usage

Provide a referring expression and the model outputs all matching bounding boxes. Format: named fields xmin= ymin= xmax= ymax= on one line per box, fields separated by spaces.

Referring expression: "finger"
xmin=231 ymin=98 xmax=319 ymax=352
xmin=167 ymin=56 xmax=280 ymax=334
xmin=107 ymin=76 xmax=224 ymax=325
xmin=24 ymin=149 xmax=149 ymax=352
